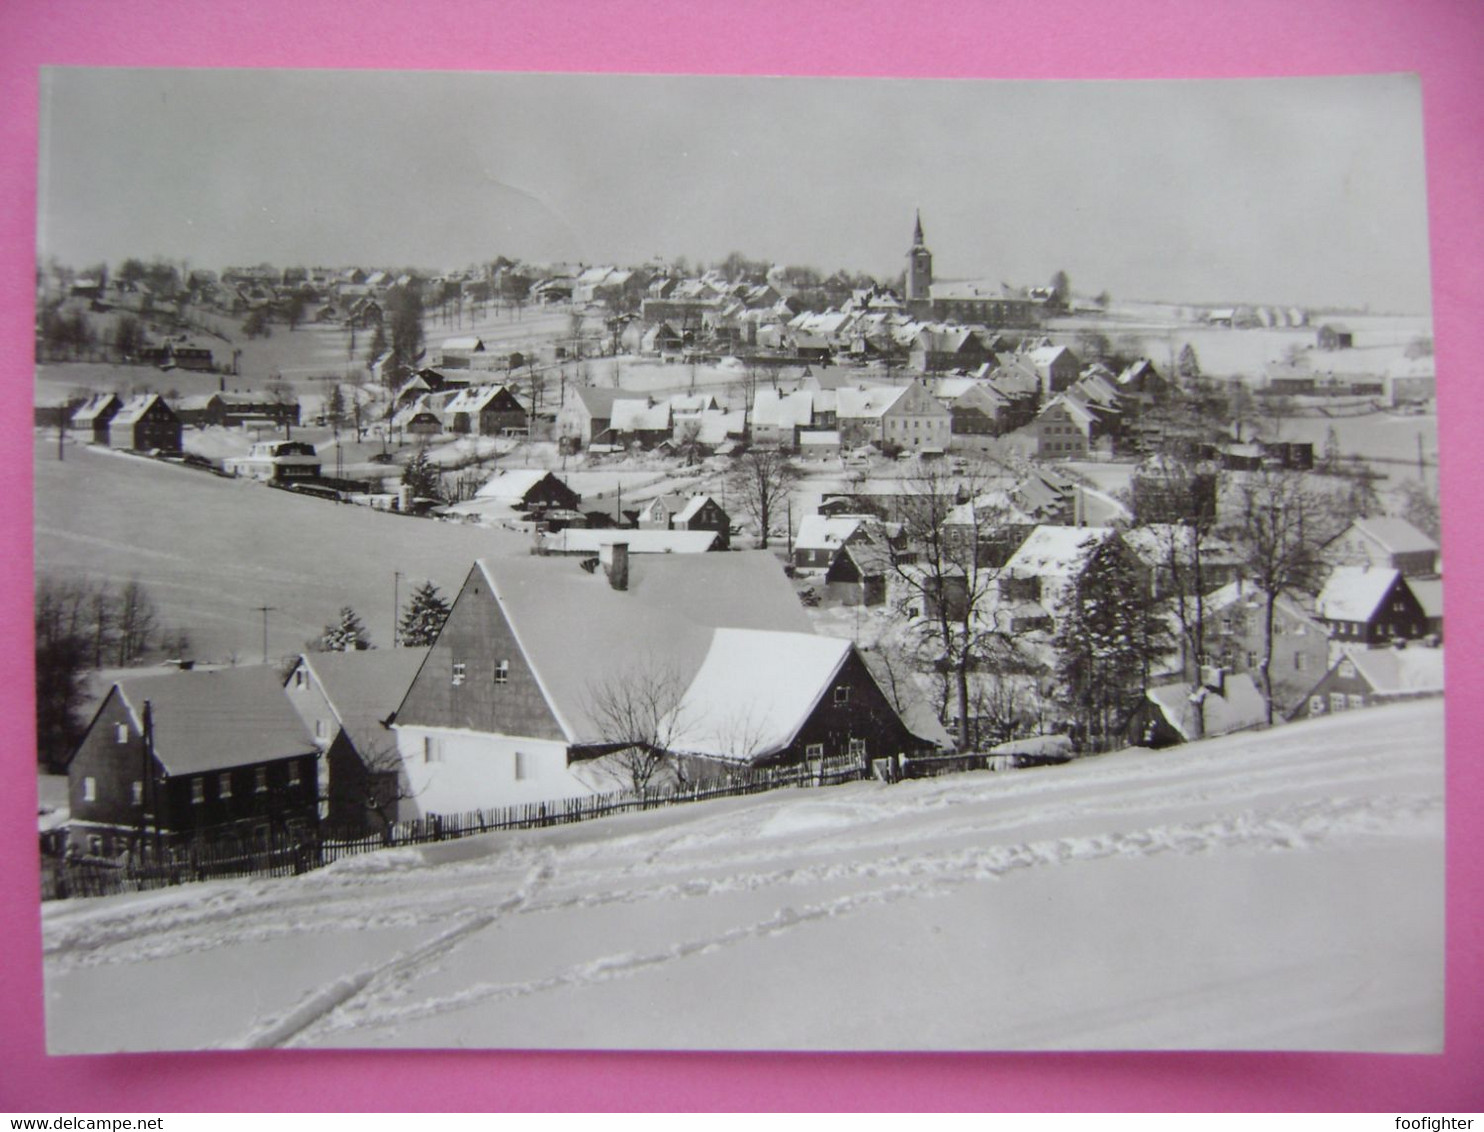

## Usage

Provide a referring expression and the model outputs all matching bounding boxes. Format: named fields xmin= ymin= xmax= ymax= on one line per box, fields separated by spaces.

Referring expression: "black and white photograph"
xmin=32 ymin=68 xmax=1444 ymax=1053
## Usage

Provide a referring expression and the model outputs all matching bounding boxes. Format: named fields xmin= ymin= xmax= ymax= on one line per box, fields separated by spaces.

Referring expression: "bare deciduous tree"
xmin=583 ymin=660 xmax=692 ymax=794
xmin=728 ymin=447 xmax=799 ymax=550
xmin=1225 ymin=468 xmax=1345 ymax=723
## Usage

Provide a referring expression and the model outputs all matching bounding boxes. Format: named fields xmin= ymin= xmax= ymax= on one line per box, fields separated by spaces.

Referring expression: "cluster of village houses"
xmin=58 ymin=455 xmax=1443 ymax=863
xmin=42 ymin=218 xmax=1445 ymax=867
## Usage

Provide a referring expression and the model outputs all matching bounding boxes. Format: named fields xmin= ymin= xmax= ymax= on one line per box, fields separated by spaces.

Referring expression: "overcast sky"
xmin=37 ymin=69 xmax=1432 ymax=312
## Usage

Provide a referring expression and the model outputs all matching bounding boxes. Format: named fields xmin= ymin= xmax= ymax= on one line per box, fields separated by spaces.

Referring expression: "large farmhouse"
xmin=389 ymin=551 xmax=934 ymax=816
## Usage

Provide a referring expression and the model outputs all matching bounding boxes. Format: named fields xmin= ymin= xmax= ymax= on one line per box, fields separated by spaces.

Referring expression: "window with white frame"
xmin=83 ymin=777 xmax=97 ymax=802
xmin=1330 ymin=692 xmax=1347 ymax=713
xmin=115 ymin=723 xmax=129 ymax=744
xmin=451 ymin=661 xmax=466 ymax=687
xmin=191 ymin=777 xmax=205 ymax=804
xmin=254 ymin=766 xmax=268 ymax=793
xmin=288 ymin=760 xmax=301 ymax=786
xmin=805 ymin=743 xmax=824 ymax=760
xmin=1310 ymin=696 xmax=1325 ymax=715
xmin=848 ymin=738 xmax=867 ymax=759
xmin=219 ymin=772 xmax=232 ymax=798
xmin=833 ymin=685 xmax=851 ymax=705
xmin=1348 ymin=694 xmax=1366 ymax=710
xmin=494 ymin=660 xmax=510 ymax=685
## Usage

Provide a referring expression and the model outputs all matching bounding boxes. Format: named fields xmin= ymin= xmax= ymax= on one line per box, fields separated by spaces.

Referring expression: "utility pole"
xmin=58 ymin=408 xmax=65 ymax=462
xmin=392 ymin=572 xmax=403 ymax=647
xmin=254 ymin=606 xmax=276 ymax=665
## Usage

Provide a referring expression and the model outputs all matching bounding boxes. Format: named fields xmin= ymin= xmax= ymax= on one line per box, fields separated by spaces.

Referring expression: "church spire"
xmin=912 ymin=209 xmax=925 ymax=248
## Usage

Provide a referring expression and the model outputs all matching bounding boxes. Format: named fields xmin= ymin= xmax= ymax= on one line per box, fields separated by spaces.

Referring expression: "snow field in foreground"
xmin=42 ymin=699 xmax=1444 ymax=1053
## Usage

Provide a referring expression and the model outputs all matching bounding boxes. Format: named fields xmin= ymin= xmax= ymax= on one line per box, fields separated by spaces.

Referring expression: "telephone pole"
xmin=392 ymin=572 xmax=403 ymax=647
xmin=253 ymin=606 xmax=276 ymax=664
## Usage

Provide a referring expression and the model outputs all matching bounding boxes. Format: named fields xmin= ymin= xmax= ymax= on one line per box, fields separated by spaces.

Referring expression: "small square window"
xmin=82 ymin=776 xmax=97 ymax=802
xmin=494 ymin=660 xmax=510 ymax=685
xmin=131 ymin=780 xmax=143 ymax=806
xmin=191 ymin=777 xmax=206 ymax=804
xmin=806 ymin=743 xmax=824 ymax=759
xmin=848 ymin=738 xmax=867 ymax=758
xmin=115 ymin=723 xmax=129 ymax=744
xmin=833 ymin=686 xmax=851 ymax=705
xmin=219 ymin=772 xmax=232 ymax=799
xmin=451 ymin=661 xmax=467 ymax=687
xmin=254 ymin=766 xmax=268 ymax=793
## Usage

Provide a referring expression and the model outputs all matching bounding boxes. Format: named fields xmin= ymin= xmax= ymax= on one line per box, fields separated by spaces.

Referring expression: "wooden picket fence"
xmin=41 ymin=757 xmax=869 ymax=901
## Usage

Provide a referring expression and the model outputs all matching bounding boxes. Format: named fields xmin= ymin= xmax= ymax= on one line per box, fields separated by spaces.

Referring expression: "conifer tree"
xmin=1053 ymin=539 xmax=1168 ymax=753
xmin=319 ymin=606 xmax=372 ymax=652
xmin=401 ymin=446 xmax=443 ymax=503
xmin=398 ymin=581 xmax=451 ymax=647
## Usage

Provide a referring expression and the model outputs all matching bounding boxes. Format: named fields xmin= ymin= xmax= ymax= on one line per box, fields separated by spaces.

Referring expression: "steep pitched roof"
xmin=1314 ymin=566 xmax=1402 ymax=622
xmin=475 ymin=469 xmax=568 ymax=504
xmin=1146 ymin=673 xmax=1267 ymax=741
xmin=665 ymin=629 xmax=853 ymax=760
xmin=111 ymin=394 xmax=167 ymax=427
xmin=113 ymin=667 xmax=317 ymax=776
xmin=795 ymin=515 xmax=865 ymax=553
xmin=296 ymin=648 xmax=430 ymax=760
xmin=475 ymin=552 xmax=813 ymax=744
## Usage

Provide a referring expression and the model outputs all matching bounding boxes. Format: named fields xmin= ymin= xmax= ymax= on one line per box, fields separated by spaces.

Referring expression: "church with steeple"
xmin=903 ymin=211 xmax=1041 ymax=328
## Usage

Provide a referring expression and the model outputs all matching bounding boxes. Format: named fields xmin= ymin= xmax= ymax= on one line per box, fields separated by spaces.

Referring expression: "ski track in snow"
xmin=40 ymin=703 xmax=1444 ymax=1049
xmin=280 ymin=791 xmax=1440 ymax=1044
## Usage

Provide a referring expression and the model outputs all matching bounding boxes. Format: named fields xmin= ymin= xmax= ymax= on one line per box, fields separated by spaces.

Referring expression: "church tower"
xmin=906 ymin=209 xmax=933 ymax=307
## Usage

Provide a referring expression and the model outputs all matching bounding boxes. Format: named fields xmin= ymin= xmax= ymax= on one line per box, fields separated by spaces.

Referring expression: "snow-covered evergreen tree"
xmin=1053 ymin=540 xmax=1167 ymax=753
xmin=319 ymin=606 xmax=372 ymax=652
xmin=402 ymin=446 xmax=443 ymax=503
xmin=398 ymin=581 xmax=451 ymax=647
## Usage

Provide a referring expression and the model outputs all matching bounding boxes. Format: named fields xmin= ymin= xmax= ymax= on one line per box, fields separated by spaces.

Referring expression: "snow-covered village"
xmin=30 ymin=70 xmax=1444 ymax=1053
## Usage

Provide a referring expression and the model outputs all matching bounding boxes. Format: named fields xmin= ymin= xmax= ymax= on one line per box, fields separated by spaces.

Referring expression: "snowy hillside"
xmin=42 ymin=700 xmax=1443 ymax=1054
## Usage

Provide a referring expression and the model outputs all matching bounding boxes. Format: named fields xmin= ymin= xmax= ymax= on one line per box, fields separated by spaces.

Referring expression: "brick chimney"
xmin=599 ymin=541 xmax=629 ymax=591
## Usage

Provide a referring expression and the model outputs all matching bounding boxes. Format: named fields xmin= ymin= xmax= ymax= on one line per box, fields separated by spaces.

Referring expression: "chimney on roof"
xmin=599 ymin=541 xmax=629 ymax=591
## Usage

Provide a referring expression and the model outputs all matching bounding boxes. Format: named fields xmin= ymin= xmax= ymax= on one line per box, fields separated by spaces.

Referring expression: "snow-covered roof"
xmin=1345 ymin=648 xmax=1445 ymax=697
xmin=1004 ymin=525 xmax=1114 ymax=577
xmin=474 ymin=468 xmax=564 ymax=504
xmin=666 ymin=629 xmax=853 ymax=760
xmin=611 ymin=398 xmax=671 ymax=432
xmin=540 ymin=528 xmax=720 ymax=555
xmin=1146 ymin=673 xmax=1267 ymax=742
xmin=112 ymin=667 xmax=317 ymax=776
xmin=440 ymin=336 xmax=485 ymax=352
xmin=752 ymin=389 xmax=815 ymax=430
xmin=1203 ymin=581 xmax=1317 ymax=626
xmin=473 ymin=552 xmax=813 ymax=745
xmin=110 ymin=394 xmax=166 ymax=427
xmin=70 ymin=394 xmax=119 ymax=423
xmin=1344 ymin=517 xmax=1439 ymax=557
xmin=835 ymin=385 xmax=909 ymax=419
xmin=1314 ymin=566 xmax=1402 ymax=623
xmin=795 ymin=515 xmax=864 ymax=553
xmin=295 ymin=648 xmax=429 ymax=760
xmin=673 ymin=495 xmax=717 ymax=524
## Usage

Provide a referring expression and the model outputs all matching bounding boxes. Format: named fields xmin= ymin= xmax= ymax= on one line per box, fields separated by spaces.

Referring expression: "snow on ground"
xmin=41 ymin=700 xmax=1443 ymax=1053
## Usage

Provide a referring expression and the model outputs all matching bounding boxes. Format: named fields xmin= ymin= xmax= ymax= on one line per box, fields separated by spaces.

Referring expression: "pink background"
xmin=2 ymin=0 xmax=1480 ymax=1112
